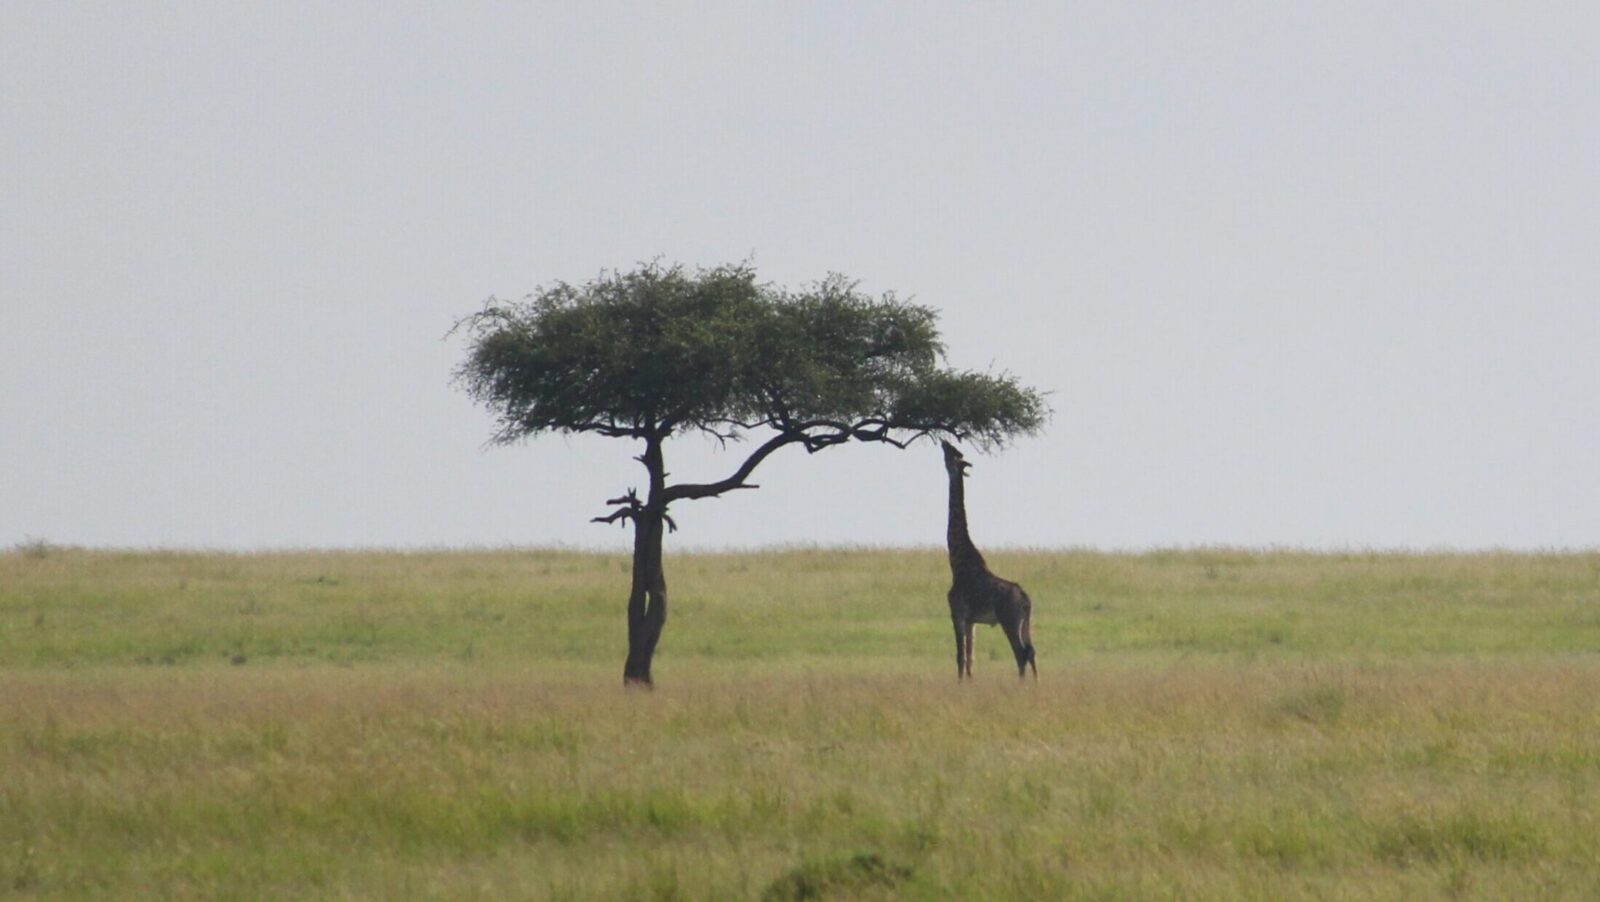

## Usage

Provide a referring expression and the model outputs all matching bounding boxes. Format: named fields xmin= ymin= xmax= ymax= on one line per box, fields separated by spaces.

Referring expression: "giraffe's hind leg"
xmin=1020 ymin=609 xmax=1037 ymax=679
xmin=999 ymin=613 xmax=1031 ymax=680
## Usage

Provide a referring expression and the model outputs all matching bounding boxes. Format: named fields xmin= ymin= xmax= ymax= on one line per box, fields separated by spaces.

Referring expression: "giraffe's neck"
xmin=947 ymin=469 xmax=987 ymax=577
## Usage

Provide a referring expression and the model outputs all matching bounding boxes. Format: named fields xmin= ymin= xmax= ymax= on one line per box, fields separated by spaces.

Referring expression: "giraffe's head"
xmin=940 ymin=439 xmax=971 ymax=476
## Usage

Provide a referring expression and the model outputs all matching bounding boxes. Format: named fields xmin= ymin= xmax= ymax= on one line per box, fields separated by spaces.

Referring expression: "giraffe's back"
xmin=950 ymin=572 xmax=1027 ymax=626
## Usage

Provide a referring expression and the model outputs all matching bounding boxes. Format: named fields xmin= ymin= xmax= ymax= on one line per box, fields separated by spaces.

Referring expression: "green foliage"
xmin=888 ymin=368 xmax=1047 ymax=450
xmin=452 ymin=262 xmax=1046 ymax=448
xmin=454 ymin=263 xmax=766 ymax=442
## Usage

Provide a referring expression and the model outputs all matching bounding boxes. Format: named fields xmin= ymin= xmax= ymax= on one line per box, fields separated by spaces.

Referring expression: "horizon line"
xmin=8 ymin=539 xmax=1598 ymax=557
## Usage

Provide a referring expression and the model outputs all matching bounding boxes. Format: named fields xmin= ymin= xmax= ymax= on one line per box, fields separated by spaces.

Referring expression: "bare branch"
xmin=662 ymin=412 xmax=934 ymax=502
xmin=664 ymin=430 xmax=809 ymax=503
xmin=592 ymin=488 xmax=644 ymax=528
xmin=605 ymin=489 xmax=641 ymax=507
xmin=694 ymin=423 xmax=741 ymax=447
xmin=591 ymin=507 xmax=636 ymax=528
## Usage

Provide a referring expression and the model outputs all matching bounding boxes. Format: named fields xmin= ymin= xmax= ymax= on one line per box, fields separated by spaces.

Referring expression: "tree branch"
xmin=590 ymin=487 xmax=678 ymax=532
xmin=661 ymin=414 xmax=937 ymax=503
xmin=591 ymin=488 xmax=643 ymax=527
xmin=663 ymin=430 xmax=811 ymax=503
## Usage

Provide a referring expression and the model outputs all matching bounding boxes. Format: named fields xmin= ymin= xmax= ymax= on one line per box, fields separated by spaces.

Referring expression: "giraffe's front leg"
xmin=952 ymin=619 xmax=967 ymax=680
xmin=963 ymin=621 xmax=976 ymax=679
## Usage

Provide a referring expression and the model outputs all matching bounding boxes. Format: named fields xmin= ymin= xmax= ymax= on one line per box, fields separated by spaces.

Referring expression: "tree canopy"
xmin=454 ymin=262 xmax=1047 ymax=462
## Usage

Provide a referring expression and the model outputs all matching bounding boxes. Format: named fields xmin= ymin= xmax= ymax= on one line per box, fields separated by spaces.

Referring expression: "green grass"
xmin=2 ymin=547 xmax=1599 ymax=898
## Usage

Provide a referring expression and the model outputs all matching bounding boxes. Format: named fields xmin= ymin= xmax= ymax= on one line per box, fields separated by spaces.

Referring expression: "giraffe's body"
xmin=943 ymin=441 xmax=1037 ymax=680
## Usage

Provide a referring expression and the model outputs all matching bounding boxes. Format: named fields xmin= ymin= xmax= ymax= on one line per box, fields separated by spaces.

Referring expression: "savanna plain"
xmin=3 ymin=546 xmax=1599 ymax=900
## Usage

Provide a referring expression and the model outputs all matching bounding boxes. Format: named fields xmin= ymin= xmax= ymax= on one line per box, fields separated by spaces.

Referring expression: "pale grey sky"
xmin=3 ymin=3 xmax=1597 ymax=550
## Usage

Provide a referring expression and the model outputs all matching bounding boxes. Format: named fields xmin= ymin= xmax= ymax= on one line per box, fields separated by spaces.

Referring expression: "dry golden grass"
xmin=2 ymin=547 xmax=1598 ymax=898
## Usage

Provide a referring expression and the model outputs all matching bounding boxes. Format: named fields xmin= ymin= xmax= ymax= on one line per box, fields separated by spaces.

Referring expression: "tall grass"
xmin=2 ymin=548 xmax=1598 ymax=898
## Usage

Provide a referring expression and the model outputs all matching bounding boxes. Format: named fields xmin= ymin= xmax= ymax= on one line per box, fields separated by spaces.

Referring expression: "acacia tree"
xmin=454 ymin=262 xmax=1046 ymax=686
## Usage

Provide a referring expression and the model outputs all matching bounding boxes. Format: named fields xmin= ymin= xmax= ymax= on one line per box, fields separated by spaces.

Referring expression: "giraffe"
xmin=942 ymin=440 xmax=1037 ymax=680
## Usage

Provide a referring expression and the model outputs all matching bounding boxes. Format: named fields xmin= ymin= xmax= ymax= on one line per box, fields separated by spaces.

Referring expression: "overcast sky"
xmin=4 ymin=3 xmax=1597 ymax=551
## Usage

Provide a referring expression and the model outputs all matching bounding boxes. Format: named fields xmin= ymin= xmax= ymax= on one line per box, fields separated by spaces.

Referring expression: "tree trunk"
xmin=622 ymin=510 xmax=667 ymax=686
xmin=622 ymin=436 xmax=668 ymax=687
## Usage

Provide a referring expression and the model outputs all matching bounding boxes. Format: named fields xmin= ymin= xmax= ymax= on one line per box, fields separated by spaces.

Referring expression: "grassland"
xmin=2 ymin=546 xmax=1598 ymax=899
